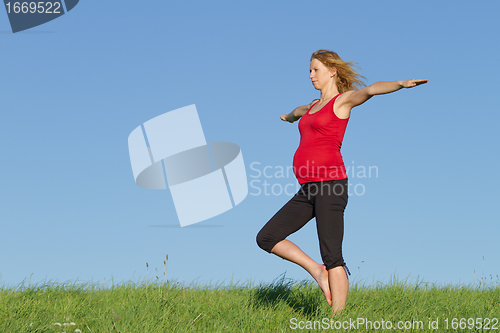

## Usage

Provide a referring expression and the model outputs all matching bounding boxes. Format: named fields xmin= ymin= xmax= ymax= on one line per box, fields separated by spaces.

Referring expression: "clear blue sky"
xmin=1 ymin=0 xmax=499 ymax=288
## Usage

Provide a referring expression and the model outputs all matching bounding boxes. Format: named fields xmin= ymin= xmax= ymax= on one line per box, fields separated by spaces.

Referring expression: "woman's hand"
xmin=280 ymin=114 xmax=297 ymax=122
xmin=402 ymin=79 xmax=429 ymax=88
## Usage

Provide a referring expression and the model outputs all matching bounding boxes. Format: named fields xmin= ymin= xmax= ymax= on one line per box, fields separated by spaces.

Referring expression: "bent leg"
xmin=271 ymin=239 xmax=332 ymax=306
xmin=256 ymin=191 xmax=313 ymax=253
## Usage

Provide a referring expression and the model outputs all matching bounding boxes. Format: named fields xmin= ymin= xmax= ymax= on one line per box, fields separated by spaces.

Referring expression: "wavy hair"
xmin=311 ymin=50 xmax=365 ymax=93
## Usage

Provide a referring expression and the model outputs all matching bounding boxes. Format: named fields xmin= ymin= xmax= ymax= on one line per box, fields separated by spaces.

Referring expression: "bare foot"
xmin=311 ymin=264 xmax=331 ymax=306
xmin=331 ymin=307 xmax=345 ymax=318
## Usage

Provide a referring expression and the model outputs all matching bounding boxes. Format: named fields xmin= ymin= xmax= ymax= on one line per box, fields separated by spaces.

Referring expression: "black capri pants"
xmin=256 ymin=178 xmax=348 ymax=271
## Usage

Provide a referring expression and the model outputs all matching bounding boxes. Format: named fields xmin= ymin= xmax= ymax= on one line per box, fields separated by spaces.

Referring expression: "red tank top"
xmin=293 ymin=93 xmax=349 ymax=184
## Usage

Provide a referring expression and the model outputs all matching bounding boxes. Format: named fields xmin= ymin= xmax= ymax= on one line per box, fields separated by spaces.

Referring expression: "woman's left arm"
xmin=342 ymin=79 xmax=428 ymax=109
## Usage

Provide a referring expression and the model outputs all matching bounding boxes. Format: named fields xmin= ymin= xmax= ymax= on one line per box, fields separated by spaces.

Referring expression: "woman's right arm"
xmin=280 ymin=99 xmax=319 ymax=123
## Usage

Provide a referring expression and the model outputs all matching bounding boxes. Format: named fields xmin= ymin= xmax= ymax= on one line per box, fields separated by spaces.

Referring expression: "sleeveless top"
xmin=292 ymin=93 xmax=349 ymax=184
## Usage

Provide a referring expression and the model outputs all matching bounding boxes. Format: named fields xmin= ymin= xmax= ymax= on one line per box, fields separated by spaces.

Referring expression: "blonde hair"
xmin=311 ymin=50 xmax=365 ymax=93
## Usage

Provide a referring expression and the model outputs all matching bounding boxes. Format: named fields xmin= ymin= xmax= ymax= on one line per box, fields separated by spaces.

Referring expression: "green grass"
xmin=1 ymin=274 xmax=499 ymax=332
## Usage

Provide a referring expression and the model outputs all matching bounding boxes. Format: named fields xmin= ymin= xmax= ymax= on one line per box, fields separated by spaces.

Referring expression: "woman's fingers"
xmin=414 ymin=79 xmax=429 ymax=86
xmin=406 ymin=79 xmax=428 ymax=88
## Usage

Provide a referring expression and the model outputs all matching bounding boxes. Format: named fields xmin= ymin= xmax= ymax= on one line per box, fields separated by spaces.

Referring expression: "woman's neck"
xmin=319 ymin=83 xmax=340 ymax=103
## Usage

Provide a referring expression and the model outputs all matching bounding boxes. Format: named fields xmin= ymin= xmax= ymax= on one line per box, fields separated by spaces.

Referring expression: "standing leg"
xmin=328 ymin=265 xmax=349 ymax=312
xmin=314 ymin=179 xmax=349 ymax=313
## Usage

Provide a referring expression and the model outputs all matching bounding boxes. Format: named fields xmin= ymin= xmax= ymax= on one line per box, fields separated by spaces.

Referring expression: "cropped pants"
xmin=256 ymin=178 xmax=349 ymax=271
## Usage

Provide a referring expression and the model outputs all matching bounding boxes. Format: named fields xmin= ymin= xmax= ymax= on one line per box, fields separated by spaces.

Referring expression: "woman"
xmin=256 ymin=49 xmax=428 ymax=312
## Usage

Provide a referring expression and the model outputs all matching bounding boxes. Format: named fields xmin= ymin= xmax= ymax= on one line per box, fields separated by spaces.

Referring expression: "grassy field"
xmin=1 ymin=274 xmax=499 ymax=332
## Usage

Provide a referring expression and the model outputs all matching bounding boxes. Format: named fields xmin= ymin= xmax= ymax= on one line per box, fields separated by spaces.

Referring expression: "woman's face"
xmin=309 ymin=58 xmax=335 ymax=90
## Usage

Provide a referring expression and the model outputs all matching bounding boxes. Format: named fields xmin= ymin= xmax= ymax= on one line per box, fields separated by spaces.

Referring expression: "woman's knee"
xmin=256 ymin=229 xmax=274 ymax=253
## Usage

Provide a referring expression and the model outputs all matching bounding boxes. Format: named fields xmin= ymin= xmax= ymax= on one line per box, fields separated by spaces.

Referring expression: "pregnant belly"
xmin=293 ymin=147 xmax=346 ymax=181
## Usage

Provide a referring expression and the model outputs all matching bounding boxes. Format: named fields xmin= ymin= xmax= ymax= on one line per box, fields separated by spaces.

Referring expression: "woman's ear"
xmin=330 ymin=67 xmax=337 ymax=78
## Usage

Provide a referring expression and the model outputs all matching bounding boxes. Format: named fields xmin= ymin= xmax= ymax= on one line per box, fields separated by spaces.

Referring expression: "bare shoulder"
xmin=334 ymin=92 xmax=355 ymax=119
xmin=336 ymin=87 xmax=373 ymax=111
xmin=336 ymin=91 xmax=355 ymax=105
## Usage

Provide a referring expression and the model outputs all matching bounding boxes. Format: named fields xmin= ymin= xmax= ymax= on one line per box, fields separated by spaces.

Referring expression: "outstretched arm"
xmin=341 ymin=79 xmax=428 ymax=109
xmin=280 ymin=99 xmax=319 ymax=123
